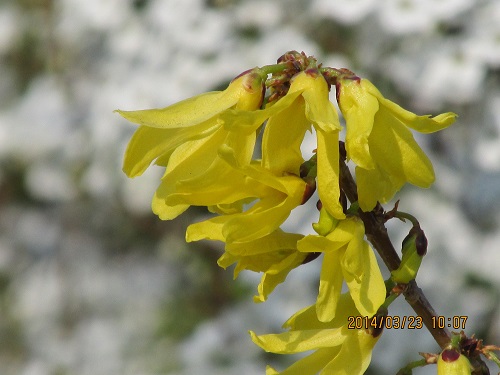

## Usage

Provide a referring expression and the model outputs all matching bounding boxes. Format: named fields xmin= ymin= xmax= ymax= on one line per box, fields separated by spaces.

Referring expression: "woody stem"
xmin=338 ymin=145 xmax=451 ymax=349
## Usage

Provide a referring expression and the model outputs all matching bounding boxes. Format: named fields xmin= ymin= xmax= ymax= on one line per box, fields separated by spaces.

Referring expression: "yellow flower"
xmin=215 ymin=229 xmax=307 ymax=302
xmin=220 ymin=69 xmax=345 ymax=220
xmin=437 ymin=348 xmax=472 ymax=375
xmin=297 ymin=216 xmax=385 ymax=322
xmin=337 ymin=77 xmax=457 ymax=211
xmin=115 ymin=69 xmax=265 ymax=219
xmin=250 ymin=293 xmax=381 ymax=375
xmin=184 ymin=145 xmax=308 ymax=244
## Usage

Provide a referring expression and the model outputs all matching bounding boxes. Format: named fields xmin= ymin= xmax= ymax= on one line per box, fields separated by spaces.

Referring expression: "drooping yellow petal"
xmin=372 ymin=107 xmax=435 ymax=187
xmin=221 ymin=192 xmax=296 ymax=243
xmin=342 ymin=239 xmax=385 ymax=317
xmin=151 ymin=129 xmax=227 ymax=219
xmin=338 ymin=79 xmax=378 ymax=170
xmin=262 ymin=96 xmax=310 ymax=175
xmin=217 ymin=252 xmax=238 ymax=273
xmin=219 ymin=90 xmax=303 ymax=134
xmin=185 ymin=216 xmax=226 ymax=242
xmin=325 ymin=217 xmax=358 ymax=244
xmin=116 ymin=70 xmax=264 ymax=129
xmin=284 ymin=294 xmax=358 ymax=331
xmin=321 ymin=326 xmax=379 ymax=375
xmin=339 ymin=77 xmax=457 ymax=211
xmin=356 ymin=165 xmax=395 ymax=212
xmin=123 ymin=121 xmax=218 ymax=177
xmin=255 ymin=292 xmax=380 ymax=375
xmin=254 ymin=251 xmax=307 ymax=303
xmin=363 ymin=79 xmax=457 ymax=134
xmin=297 ymin=234 xmax=347 ymax=322
xmin=226 ymin=229 xmax=303 ymax=256
xmin=115 ymin=91 xmax=230 ymax=129
xmin=297 ymin=233 xmax=334 ymax=253
xmin=165 ymin=132 xmax=259 ymax=207
xmin=296 ymin=72 xmax=342 ymax=134
xmin=250 ymin=327 xmax=346 ymax=354
xmin=316 ymin=251 xmax=344 ymax=322
xmin=316 ymin=130 xmax=345 ymax=220
xmin=265 ymin=347 xmax=341 ymax=375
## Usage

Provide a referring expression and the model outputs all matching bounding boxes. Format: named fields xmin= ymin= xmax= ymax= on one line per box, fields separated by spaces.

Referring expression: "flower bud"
xmin=437 ymin=348 xmax=472 ymax=375
xmin=312 ymin=205 xmax=338 ymax=236
xmin=391 ymin=227 xmax=427 ymax=283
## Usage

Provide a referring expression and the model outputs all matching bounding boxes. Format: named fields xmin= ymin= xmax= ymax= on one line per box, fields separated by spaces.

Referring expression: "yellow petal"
xmin=254 ymin=251 xmax=307 ymax=303
xmin=115 ymin=91 xmax=233 ymax=129
xmin=116 ymin=70 xmax=264 ymax=129
xmin=343 ymin=240 xmax=385 ymax=317
xmin=284 ymin=293 xmax=358 ymax=331
xmin=262 ymin=96 xmax=310 ymax=175
xmin=356 ymin=165 xmax=395 ymax=212
xmin=219 ymin=90 xmax=302 ymax=134
xmin=249 ymin=327 xmax=346 ymax=354
xmin=265 ymin=347 xmax=340 ymax=375
xmin=362 ymin=79 xmax=457 ymax=134
xmin=321 ymin=327 xmax=379 ymax=375
xmin=316 ymin=251 xmax=344 ymax=322
xmin=222 ymin=193 xmax=294 ymax=243
xmin=185 ymin=216 xmax=226 ymax=242
xmin=326 ymin=218 xmax=357 ymax=244
xmin=226 ymin=230 xmax=303 ymax=256
xmin=296 ymin=235 xmax=333 ymax=253
xmin=297 ymin=72 xmax=342 ymax=134
xmin=339 ymin=79 xmax=378 ymax=170
xmin=152 ymin=187 xmax=189 ymax=220
xmin=123 ymin=121 xmax=218 ymax=177
xmin=151 ymin=129 xmax=227 ymax=219
xmin=370 ymin=107 xmax=435 ymax=187
xmin=316 ymin=130 xmax=345 ymax=220
xmin=355 ymin=104 xmax=437 ymax=211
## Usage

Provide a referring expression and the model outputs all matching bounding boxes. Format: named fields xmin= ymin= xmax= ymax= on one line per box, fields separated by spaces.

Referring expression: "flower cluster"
xmin=117 ymin=51 xmax=457 ymax=374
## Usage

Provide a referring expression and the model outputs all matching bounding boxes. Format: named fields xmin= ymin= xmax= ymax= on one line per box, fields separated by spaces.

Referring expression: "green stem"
xmin=258 ymin=63 xmax=290 ymax=77
xmin=394 ymin=211 xmax=421 ymax=228
xmin=484 ymin=350 xmax=500 ymax=368
xmin=396 ymin=358 xmax=428 ymax=375
xmin=382 ymin=291 xmax=399 ymax=310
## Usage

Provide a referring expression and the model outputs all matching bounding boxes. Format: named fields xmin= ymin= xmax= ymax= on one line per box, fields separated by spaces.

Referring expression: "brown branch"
xmin=338 ymin=154 xmax=451 ymax=349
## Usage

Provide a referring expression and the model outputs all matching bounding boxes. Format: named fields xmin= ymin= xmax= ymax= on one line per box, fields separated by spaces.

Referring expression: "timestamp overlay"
xmin=347 ymin=315 xmax=468 ymax=330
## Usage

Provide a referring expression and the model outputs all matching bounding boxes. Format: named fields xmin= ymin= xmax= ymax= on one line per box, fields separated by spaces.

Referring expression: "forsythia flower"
xmin=297 ymin=216 xmax=385 ymax=322
xmin=184 ymin=145 xmax=308 ymax=244
xmin=337 ymin=77 xmax=457 ymax=212
xmin=250 ymin=293 xmax=382 ymax=375
xmin=116 ymin=69 xmax=265 ymax=220
xmin=215 ymin=229 xmax=307 ymax=302
xmin=220 ymin=69 xmax=345 ymax=219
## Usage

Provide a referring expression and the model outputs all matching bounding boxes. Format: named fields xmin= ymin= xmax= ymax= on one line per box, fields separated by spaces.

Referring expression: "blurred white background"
xmin=0 ymin=0 xmax=499 ymax=374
